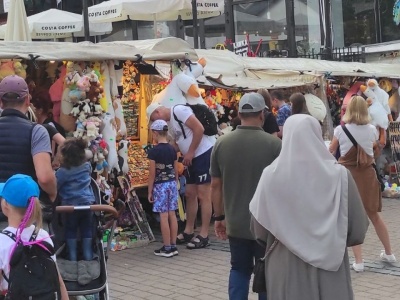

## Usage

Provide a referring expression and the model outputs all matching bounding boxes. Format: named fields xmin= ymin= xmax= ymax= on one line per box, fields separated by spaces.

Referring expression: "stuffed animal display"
xmin=0 ymin=60 xmax=27 ymax=81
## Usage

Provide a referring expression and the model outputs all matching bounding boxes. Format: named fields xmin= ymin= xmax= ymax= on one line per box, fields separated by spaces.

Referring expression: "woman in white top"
xmin=329 ymin=96 xmax=396 ymax=272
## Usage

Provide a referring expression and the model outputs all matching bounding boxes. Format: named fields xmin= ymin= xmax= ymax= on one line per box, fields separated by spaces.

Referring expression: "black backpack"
xmin=1 ymin=228 xmax=61 ymax=300
xmin=173 ymin=104 xmax=218 ymax=138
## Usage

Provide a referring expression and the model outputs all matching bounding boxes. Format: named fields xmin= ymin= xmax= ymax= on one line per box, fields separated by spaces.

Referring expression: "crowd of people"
xmin=147 ymin=86 xmax=396 ymax=300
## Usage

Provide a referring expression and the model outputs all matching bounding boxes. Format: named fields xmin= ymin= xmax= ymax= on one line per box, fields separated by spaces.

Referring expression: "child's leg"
xmin=160 ymin=212 xmax=171 ymax=247
xmin=79 ymin=210 xmax=94 ymax=261
xmin=168 ymin=211 xmax=178 ymax=245
xmin=65 ymin=214 xmax=79 ymax=261
xmin=168 ymin=181 xmax=179 ymax=247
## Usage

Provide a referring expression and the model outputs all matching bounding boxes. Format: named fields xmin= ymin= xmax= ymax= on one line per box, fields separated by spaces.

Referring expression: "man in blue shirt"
xmin=271 ymin=90 xmax=291 ymax=138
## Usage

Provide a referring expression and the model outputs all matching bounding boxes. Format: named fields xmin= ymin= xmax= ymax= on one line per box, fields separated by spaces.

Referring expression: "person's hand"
xmin=214 ymin=220 xmax=227 ymax=240
xmin=183 ymin=151 xmax=195 ymax=166
xmin=148 ymin=193 xmax=154 ymax=203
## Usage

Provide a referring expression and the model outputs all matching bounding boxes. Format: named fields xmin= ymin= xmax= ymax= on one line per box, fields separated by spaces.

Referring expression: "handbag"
xmin=252 ymin=238 xmax=278 ymax=293
xmin=341 ymin=125 xmax=385 ymax=192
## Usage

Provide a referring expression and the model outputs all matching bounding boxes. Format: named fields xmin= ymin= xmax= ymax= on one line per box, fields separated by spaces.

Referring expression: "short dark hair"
xmin=31 ymin=89 xmax=53 ymax=114
xmin=257 ymin=88 xmax=272 ymax=111
xmin=270 ymin=90 xmax=284 ymax=101
xmin=60 ymin=138 xmax=87 ymax=169
xmin=1 ymin=93 xmax=26 ymax=108
xmin=239 ymin=110 xmax=263 ymax=120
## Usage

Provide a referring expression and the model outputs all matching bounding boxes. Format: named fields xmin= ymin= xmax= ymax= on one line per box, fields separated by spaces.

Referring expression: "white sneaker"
xmin=380 ymin=250 xmax=397 ymax=263
xmin=352 ymin=261 xmax=364 ymax=272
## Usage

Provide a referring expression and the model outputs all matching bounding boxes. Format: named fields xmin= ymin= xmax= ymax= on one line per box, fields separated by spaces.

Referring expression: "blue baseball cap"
xmin=0 ymin=174 xmax=40 ymax=208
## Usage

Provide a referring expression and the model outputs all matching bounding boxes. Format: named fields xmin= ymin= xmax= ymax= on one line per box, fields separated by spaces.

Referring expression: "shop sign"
xmin=233 ymin=40 xmax=249 ymax=57
xmin=196 ymin=0 xmax=224 ymax=11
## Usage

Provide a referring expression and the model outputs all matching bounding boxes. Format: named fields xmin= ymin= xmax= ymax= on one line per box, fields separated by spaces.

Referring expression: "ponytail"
xmin=28 ymin=197 xmax=43 ymax=230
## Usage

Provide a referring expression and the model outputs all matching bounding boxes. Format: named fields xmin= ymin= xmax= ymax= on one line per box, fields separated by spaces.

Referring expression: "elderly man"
xmin=147 ymin=102 xmax=213 ymax=249
xmin=0 ymin=75 xmax=57 ymax=219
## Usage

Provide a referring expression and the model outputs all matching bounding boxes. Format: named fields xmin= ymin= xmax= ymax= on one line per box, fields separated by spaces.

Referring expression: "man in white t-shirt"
xmin=147 ymin=103 xmax=213 ymax=249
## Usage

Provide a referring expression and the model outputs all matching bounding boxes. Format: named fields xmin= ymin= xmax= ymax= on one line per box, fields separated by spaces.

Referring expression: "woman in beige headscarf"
xmin=250 ymin=114 xmax=368 ymax=300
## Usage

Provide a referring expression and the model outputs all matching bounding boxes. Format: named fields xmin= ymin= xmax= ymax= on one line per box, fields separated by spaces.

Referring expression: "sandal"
xmin=176 ymin=232 xmax=194 ymax=245
xmin=186 ymin=235 xmax=210 ymax=249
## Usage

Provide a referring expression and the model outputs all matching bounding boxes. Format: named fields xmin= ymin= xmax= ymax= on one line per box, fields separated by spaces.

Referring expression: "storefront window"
xmin=232 ymin=0 xmax=321 ymax=57
xmin=382 ymin=0 xmax=400 ymax=42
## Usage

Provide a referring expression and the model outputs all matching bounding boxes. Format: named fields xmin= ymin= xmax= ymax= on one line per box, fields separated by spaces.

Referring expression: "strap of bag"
xmin=261 ymin=238 xmax=278 ymax=261
xmin=341 ymin=125 xmax=358 ymax=148
xmin=172 ymin=105 xmax=187 ymax=139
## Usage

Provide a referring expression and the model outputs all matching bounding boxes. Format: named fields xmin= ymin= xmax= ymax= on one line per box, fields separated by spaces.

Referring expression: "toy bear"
xmin=101 ymin=113 xmax=120 ymax=173
xmin=13 ymin=61 xmax=27 ymax=79
xmin=117 ymin=140 xmax=130 ymax=175
xmin=113 ymin=98 xmax=127 ymax=137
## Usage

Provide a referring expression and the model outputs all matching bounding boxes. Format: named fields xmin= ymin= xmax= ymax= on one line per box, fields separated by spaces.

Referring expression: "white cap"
xmin=150 ymin=119 xmax=168 ymax=131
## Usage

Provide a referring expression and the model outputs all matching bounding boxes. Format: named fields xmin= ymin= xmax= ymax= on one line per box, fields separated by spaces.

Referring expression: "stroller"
xmin=52 ymin=179 xmax=118 ymax=300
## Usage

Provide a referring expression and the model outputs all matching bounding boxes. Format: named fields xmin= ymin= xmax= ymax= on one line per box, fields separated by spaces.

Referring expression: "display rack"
xmin=388 ymin=122 xmax=400 ymax=184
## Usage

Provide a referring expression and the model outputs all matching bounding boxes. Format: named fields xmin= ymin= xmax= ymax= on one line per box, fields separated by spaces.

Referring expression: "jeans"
xmin=229 ymin=236 xmax=267 ymax=300
xmin=65 ymin=210 xmax=93 ymax=261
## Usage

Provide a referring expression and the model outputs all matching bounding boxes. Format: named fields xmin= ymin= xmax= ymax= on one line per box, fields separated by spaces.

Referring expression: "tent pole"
xmin=192 ymin=0 xmax=198 ymax=48
xmin=82 ymin=0 xmax=90 ymax=41
xmin=199 ymin=19 xmax=205 ymax=49
xmin=285 ymin=0 xmax=297 ymax=57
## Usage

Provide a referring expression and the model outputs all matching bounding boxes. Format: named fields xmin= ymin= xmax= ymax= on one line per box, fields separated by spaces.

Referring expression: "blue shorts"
xmin=186 ymin=147 xmax=212 ymax=185
xmin=152 ymin=181 xmax=178 ymax=213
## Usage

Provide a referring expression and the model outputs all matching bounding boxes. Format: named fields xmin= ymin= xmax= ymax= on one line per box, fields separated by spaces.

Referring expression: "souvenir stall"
xmin=0 ymin=39 xmax=198 ymax=250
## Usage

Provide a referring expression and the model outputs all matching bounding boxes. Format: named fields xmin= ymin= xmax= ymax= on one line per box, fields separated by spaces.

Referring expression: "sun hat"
xmin=238 ymin=93 xmax=266 ymax=113
xmin=0 ymin=174 xmax=40 ymax=208
xmin=0 ymin=75 xmax=29 ymax=101
xmin=146 ymin=102 xmax=161 ymax=124
xmin=150 ymin=119 xmax=168 ymax=131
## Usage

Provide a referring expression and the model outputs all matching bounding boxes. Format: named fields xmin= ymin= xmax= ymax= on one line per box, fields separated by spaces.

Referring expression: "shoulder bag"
xmin=252 ymin=238 xmax=278 ymax=293
xmin=341 ymin=125 xmax=385 ymax=192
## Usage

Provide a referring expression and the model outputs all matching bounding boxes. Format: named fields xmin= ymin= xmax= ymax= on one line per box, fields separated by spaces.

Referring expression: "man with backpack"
xmin=147 ymin=102 xmax=215 ymax=249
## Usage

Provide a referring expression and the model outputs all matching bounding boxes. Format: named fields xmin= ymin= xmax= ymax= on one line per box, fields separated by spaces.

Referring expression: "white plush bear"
xmin=361 ymin=84 xmax=389 ymax=130
xmin=367 ymin=79 xmax=391 ymax=116
xmin=113 ymin=98 xmax=127 ymax=136
xmin=117 ymin=140 xmax=130 ymax=175
xmin=101 ymin=113 xmax=120 ymax=173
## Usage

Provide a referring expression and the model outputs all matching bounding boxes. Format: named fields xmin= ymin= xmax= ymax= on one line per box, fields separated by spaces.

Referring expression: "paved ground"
xmin=107 ymin=197 xmax=400 ymax=300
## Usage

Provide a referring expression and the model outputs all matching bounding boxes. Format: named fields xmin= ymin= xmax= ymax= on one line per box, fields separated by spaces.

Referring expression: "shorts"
xmin=152 ymin=181 xmax=178 ymax=213
xmin=186 ymin=147 xmax=212 ymax=185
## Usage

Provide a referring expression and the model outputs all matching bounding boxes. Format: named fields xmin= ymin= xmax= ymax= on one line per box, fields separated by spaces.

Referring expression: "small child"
xmin=56 ymin=138 xmax=95 ymax=261
xmin=147 ymin=120 xmax=179 ymax=258
xmin=0 ymin=174 xmax=68 ymax=298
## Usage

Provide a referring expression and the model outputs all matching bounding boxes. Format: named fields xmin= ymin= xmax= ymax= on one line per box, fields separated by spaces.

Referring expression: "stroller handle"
xmin=56 ymin=205 xmax=118 ymax=218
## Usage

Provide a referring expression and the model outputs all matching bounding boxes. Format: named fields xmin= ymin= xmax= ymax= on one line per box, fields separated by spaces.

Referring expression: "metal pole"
xmin=82 ymin=0 xmax=90 ymax=41
xmin=131 ymin=20 xmax=139 ymax=40
xmin=374 ymin=0 xmax=382 ymax=43
xmin=199 ymin=19 xmax=206 ymax=49
xmin=324 ymin=0 xmax=332 ymax=59
xmin=175 ymin=15 xmax=185 ymax=39
xmin=224 ymin=0 xmax=235 ymax=51
xmin=192 ymin=0 xmax=199 ymax=48
xmin=285 ymin=0 xmax=297 ymax=57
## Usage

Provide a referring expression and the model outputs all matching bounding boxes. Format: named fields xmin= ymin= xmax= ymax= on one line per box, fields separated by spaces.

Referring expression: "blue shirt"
xmin=147 ymin=143 xmax=177 ymax=184
xmin=56 ymin=162 xmax=94 ymax=206
xmin=276 ymin=104 xmax=292 ymax=126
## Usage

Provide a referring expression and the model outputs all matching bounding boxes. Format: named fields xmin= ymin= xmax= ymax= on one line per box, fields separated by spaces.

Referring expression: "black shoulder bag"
xmin=252 ymin=238 xmax=278 ymax=293
xmin=341 ymin=125 xmax=385 ymax=192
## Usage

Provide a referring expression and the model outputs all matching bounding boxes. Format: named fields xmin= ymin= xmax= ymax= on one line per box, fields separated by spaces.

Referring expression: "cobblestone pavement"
xmin=107 ymin=198 xmax=400 ymax=300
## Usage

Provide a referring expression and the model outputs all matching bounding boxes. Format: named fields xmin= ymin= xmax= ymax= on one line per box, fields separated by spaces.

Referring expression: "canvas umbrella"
xmin=5 ymin=0 xmax=31 ymax=41
xmin=88 ymin=0 xmax=223 ymax=23
xmin=0 ymin=9 xmax=112 ymax=40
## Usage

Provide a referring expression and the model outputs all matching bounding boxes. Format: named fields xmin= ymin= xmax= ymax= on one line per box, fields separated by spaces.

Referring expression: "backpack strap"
xmin=341 ymin=125 xmax=358 ymax=148
xmin=0 ymin=226 xmax=38 ymax=242
xmin=172 ymin=105 xmax=187 ymax=139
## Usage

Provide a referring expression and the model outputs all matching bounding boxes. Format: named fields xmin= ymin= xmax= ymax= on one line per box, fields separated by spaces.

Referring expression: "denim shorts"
xmin=152 ymin=181 xmax=178 ymax=213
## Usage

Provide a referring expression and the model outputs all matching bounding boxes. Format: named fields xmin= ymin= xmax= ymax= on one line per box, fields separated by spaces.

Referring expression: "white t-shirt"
xmin=158 ymin=73 xmax=197 ymax=108
xmin=170 ymin=105 xmax=213 ymax=157
xmin=334 ymin=124 xmax=379 ymax=157
xmin=0 ymin=225 xmax=55 ymax=291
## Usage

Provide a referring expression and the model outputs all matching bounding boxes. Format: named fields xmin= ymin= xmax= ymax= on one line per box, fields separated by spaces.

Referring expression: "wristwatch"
xmin=213 ymin=214 xmax=225 ymax=221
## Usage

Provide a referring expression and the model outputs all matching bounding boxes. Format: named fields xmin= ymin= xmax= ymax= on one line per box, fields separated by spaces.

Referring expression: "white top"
xmin=0 ymin=225 xmax=55 ymax=291
xmin=334 ymin=124 xmax=378 ymax=157
xmin=170 ymin=105 xmax=213 ymax=157
xmin=250 ymin=115 xmax=348 ymax=272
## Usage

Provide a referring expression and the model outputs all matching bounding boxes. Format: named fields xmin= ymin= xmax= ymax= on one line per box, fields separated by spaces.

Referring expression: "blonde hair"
xmin=342 ymin=96 xmax=371 ymax=125
xmin=13 ymin=197 xmax=43 ymax=230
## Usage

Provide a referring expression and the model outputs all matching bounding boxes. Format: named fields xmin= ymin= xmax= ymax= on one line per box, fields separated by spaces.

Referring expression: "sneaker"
xmin=171 ymin=246 xmax=179 ymax=256
xmin=154 ymin=246 xmax=174 ymax=258
xmin=380 ymin=250 xmax=397 ymax=263
xmin=352 ymin=261 xmax=364 ymax=272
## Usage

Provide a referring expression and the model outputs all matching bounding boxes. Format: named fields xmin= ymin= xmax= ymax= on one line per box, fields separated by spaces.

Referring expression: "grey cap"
xmin=238 ymin=93 xmax=266 ymax=113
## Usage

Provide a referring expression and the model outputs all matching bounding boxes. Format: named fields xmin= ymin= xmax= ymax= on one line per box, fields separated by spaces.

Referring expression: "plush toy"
xmin=0 ymin=61 xmax=16 ymax=81
xmin=13 ymin=61 xmax=27 ymax=79
xmin=65 ymin=61 xmax=80 ymax=88
xmin=113 ymin=98 xmax=127 ymax=136
xmin=117 ymin=140 xmax=130 ymax=175
xmin=100 ymin=61 xmax=111 ymax=113
xmin=73 ymin=112 xmax=86 ymax=138
xmin=49 ymin=64 xmax=66 ymax=122
xmin=366 ymin=79 xmax=392 ymax=121
xmin=101 ymin=113 xmax=120 ymax=173
xmin=95 ymin=148 xmax=109 ymax=174
xmin=84 ymin=121 xmax=100 ymax=140
xmin=87 ymin=71 xmax=104 ymax=103
xmin=361 ymin=83 xmax=389 ymax=146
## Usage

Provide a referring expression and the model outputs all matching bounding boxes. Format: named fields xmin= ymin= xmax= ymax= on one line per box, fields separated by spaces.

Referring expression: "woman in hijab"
xmin=250 ymin=114 xmax=368 ymax=300
xmin=329 ymin=96 xmax=396 ymax=272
